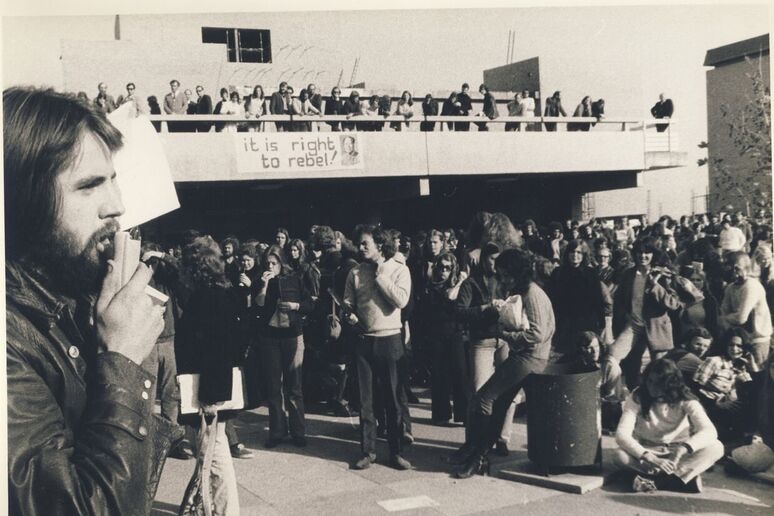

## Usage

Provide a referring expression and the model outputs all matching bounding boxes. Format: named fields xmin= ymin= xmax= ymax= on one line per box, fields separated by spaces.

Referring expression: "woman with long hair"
xmin=213 ymin=87 xmax=230 ymax=132
xmin=426 ymin=252 xmax=471 ymax=425
xmin=391 ymin=90 xmax=414 ymax=131
xmin=245 ymin=85 xmax=266 ymax=132
xmin=441 ymin=91 xmax=463 ymax=131
xmin=452 ymin=249 xmax=555 ymax=478
xmin=548 ymin=239 xmax=611 ymax=356
xmin=255 ymin=245 xmax=314 ymax=448
xmin=614 ymin=358 xmax=723 ymax=493
xmin=274 ymin=227 xmax=290 ymax=253
xmin=175 ymin=236 xmax=243 ymax=514
xmin=288 ymin=238 xmax=320 ymax=298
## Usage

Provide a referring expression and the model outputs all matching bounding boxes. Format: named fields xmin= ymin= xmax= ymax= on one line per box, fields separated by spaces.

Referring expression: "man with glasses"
xmin=117 ymin=82 xmax=145 ymax=115
xmin=194 ymin=85 xmax=213 ymax=133
xmin=325 ymin=86 xmax=347 ymax=132
xmin=597 ymin=246 xmax=615 ymax=287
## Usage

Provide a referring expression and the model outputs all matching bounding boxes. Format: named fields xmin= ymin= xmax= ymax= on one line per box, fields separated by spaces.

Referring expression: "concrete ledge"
xmin=497 ymin=458 xmax=606 ymax=494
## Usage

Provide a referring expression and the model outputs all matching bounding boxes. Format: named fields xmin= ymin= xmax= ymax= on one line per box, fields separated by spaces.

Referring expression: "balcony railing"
xmin=145 ymin=114 xmax=678 ymax=152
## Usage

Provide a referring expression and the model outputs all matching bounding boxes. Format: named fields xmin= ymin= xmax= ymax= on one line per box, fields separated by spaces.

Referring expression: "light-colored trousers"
xmin=471 ymin=338 xmax=517 ymax=444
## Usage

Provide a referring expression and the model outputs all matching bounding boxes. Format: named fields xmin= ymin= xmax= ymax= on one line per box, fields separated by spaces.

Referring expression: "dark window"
xmin=202 ymin=27 xmax=271 ymax=64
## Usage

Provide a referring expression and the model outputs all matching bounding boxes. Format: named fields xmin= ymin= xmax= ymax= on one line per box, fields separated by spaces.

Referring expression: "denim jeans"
xmin=470 ymin=338 xmax=517 ymax=443
xmin=260 ymin=335 xmax=306 ymax=440
xmin=192 ymin=421 xmax=240 ymax=516
xmin=356 ymin=333 xmax=404 ymax=456
xmin=469 ymin=351 xmax=547 ymax=455
xmin=609 ymin=324 xmax=668 ymax=390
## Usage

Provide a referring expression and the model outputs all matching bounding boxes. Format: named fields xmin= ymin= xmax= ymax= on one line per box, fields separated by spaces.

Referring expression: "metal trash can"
xmin=525 ymin=363 xmax=602 ymax=471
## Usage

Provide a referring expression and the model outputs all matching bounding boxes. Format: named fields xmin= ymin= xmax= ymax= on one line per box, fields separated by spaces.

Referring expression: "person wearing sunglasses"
xmin=324 ymin=86 xmax=346 ymax=132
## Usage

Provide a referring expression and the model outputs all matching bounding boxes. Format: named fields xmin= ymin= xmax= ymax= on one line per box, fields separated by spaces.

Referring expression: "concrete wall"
xmin=483 ymin=57 xmax=540 ymax=95
xmin=161 ymin=130 xmax=646 ymax=182
xmin=705 ymin=53 xmax=771 ymax=213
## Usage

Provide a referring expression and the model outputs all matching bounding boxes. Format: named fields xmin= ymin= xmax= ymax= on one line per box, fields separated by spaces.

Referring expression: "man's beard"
xmin=36 ymin=221 xmax=120 ymax=298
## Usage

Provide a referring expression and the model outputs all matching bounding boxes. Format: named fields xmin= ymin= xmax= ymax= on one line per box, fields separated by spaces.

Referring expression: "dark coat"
xmin=456 ymin=272 xmax=501 ymax=340
xmin=6 ymin=262 xmax=177 ymax=516
xmin=256 ymin=273 xmax=314 ymax=338
xmin=612 ymin=267 xmax=682 ymax=351
xmin=324 ymin=96 xmax=347 ymax=131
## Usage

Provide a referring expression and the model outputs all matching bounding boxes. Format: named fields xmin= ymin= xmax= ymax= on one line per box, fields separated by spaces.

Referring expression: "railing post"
xmin=667 ymin=121 xmax=672 ymax=153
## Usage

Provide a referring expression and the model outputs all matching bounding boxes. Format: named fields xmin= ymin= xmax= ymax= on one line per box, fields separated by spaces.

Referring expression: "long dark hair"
xmin=431 ymin=251 xmax=460 ymax=287
xmin=495 ymin=248 xmax=534 ymax=295
xmin=635 ymin=358 xmax=695 ymax=416
xmin=182 ymin=236 xmax=228 ymax=289
xmin=4 ymin=87 xmax=124 ymax=260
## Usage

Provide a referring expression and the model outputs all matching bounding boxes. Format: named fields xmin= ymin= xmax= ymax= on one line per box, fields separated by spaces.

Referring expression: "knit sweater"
xmin=501 ymin=282 xmax=555 ymax=360
xmin=616 ymin=390 xmax=718 ymax=458
xmin=344 ymin=257 xmax=411 ymax=337
xmin=721 ymin=278 xmax=772 ymax=343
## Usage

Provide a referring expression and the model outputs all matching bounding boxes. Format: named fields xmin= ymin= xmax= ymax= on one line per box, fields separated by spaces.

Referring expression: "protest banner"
xmin=233 ymin=132 xmax=364 ymax=174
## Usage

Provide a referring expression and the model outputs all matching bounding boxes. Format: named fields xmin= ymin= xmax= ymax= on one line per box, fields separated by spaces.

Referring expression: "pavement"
xmin=153 ymin=390 xmax=774 ymax=516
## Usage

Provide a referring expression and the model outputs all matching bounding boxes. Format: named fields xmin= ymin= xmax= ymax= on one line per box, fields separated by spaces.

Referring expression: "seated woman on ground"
xmin=614 ymin=358 xmax=723 ymax=493
xmin=693 ymin=327 xmax=757 ymax=442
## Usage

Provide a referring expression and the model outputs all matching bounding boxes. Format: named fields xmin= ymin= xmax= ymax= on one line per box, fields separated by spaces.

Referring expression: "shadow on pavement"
xmin=607 ymin=494 xmax=767 ymax=515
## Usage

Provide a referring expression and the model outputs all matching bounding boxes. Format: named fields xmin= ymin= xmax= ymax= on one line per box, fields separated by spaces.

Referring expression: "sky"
xmin=1 ymin=0 xmax=771 ymax=216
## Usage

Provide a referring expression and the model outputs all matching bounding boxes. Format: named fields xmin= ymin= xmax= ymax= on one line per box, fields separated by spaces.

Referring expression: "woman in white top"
xmin=614 ymin=358 xmax=723 ymax=493
xmin=245 ymin=85 xmax=266 ymax=132
xmin=391 ymin=90 xmax=414 ymax=131
xmin=222 ymin=91 xmax=244 ymax=133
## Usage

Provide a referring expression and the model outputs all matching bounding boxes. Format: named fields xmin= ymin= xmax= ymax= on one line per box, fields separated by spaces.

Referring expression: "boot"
xmin=454 ymin=453 xmax=490 ymax=479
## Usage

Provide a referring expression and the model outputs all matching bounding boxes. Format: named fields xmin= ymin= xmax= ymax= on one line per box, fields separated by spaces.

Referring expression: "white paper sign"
xmin=233 ymin=133 xmax=364 ymax=174
xmin=107 ymin=104 xmax=180 ymax=229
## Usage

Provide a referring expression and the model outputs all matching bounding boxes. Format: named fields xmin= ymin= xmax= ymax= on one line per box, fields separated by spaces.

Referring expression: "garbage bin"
xmin=525 ymin=363 xmax=602 ymax=471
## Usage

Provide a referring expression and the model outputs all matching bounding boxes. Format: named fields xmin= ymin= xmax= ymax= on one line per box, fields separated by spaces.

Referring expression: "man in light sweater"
xmin=344 ymin=225 xmax=413 ymax=470
xmin=721 ymin=252 xmax=772 ymax=366
xmin=718 ymin=219 xmax=747 ymax=256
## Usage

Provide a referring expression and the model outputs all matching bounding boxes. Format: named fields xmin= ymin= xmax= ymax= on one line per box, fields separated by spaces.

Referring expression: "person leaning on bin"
xmin=5 ymin=86 xmax=178 ymax=515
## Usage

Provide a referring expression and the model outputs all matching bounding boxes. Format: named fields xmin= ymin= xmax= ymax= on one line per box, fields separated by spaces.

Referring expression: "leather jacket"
xmin=6 ymin=261 xmax=181 ymax=515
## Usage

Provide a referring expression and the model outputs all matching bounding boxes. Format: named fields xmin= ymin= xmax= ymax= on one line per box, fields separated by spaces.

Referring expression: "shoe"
xmin=494 ymin=441 xmax=510 ymax=457
xmin=632 ymin=474 xmax=658 ymax=493
xmin=683 ymin=475 xmax=703 ymax=493
xmin=229 ymin=443 xmax=255 ymax=459
xmin=407 ymin=392 xmax=420 ymax=404
xmin=169 ymin=442 xmax=194 ymax=460
xmin=401 ymin=431 xmax=415 ymax=446
xmin=264 ymin=438 xmax=283 ymax=449
xmin=432 ymin=419 xmax=452 ymax=427
xmin=389 ymin=454 xmax=413 ymax=470
xmin=353 ymin=453 xmax=376 ymax=470
xmin=448 ymin=444 xmax=475 ymax=466
xmin=331 ymin=401 xmax=351 ymax=417
xmin=454 ymin=454 xmax=489 ymax=479
xmin=292 ymin=435 xmax=308 ymax=448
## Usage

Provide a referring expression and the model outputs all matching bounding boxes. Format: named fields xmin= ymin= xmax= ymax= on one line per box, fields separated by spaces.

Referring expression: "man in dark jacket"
xmin=650 ymin=93 xmax=674 ymax=133
xmin=5 ymin=87 xmax=178 ymax=515
xmin=194 ymin=84 xmax=213 ymax=133
xmin=270 ymin=81 xmax=290 ymax=132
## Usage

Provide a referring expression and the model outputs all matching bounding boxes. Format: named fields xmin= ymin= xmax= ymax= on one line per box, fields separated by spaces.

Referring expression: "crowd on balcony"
xmin=77 ymin=79 xmax=663 ymax=134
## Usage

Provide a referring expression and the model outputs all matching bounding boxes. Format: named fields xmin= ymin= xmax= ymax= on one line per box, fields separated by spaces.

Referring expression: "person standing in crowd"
xmin=610 ymin=237 xmax=682 ymax=389
xmin=544 ymin=221 xmax=568 ymax=263
xmin=343 ymin=90 xmax=362 ymax=132
xmin=6 ymin=87 xmax=175 ymax=514
xmin=548 ymin=239 xmax=612 ymax=357
xmin=720 ymin=252 xmax=772 ymax=367
xmin=182 ymin=89 xmax=198 ymax=132
xmin=222 ymin=91 xmax=244 ymax=133
xmin=718 ymin=217 xmax=747 ymax=256
xmin=175 ymin=236 xmax=244 ymax=515
xmin=651 ymin=93 xmax=674 ymax=132
xmin=569 ymin=95 xmax=592 ymax=131
xmin=141 ymin=242 xmax=194 ymax=461
xmin=344 ymin=225 xmax=413 ymax=470
xmin=420 ymin=93 xmax=439 ymax=132
xmin=325 ymin=86 xmax=346 ymax=132
xmin=592 ymin=98 xmax=606 ymax=126
xmin=93 ymin=81 xmax=117 ymax=114
xmin=245 ymin=85 xmax=266 ymax=132
xmin=288 ymin=238 xmax=320 ymax=298
xmin=543 ymin=91 xmax=566 ymax=131
xmin=452 ymin=249 xmax=555 ymax=478
xmin=307 ymin=83 xmax=322 ymax=112
xmin=117 ymin=82 xmax=145 ymax=115
xmin=456 ymin=83 xmax=473 ymax=131
xmin=295 ymin=88 xmax=322 ymax=132
xmin=213 ymin=87 xmax=230 ymax=132
xmin=164 ymin=79 xmax=188 ymax=133
xmin=613 ymin=359 xmax=723 ymax=493
xmin=391 ymin=90 xmax=415 ymax=131
xmin=255 ymin=245 xmax=313 ymax=448
xmin=675 ymin=265 xmax=720 ymax=340
xmin=455 ymin=242 xmax=518 ymax=457
xmin=441 ymin=91 xmax=463 ymax=131
xmin=270 ymin=81 xmax=290 ymax=132
xmin=195 ymin=84 xmax=214 ymax=133
xmin=505 ymin=91 xmax=525 ymax=132
xmin=521 ymin=89 xmax=537 ymax=131
xmin=475 ymin=84 xmax=499 ymax=131
xmin=221 ymin=236 xmax=242 ymax=288
xmin=427 ymin=252 xmax=471 ymax=425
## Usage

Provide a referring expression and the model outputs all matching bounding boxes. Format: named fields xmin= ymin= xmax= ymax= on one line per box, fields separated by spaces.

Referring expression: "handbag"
xmin=179 ymin=412 xmax=218 ymax=516
xmin=177 ymin=367 xmax=247 ymax=414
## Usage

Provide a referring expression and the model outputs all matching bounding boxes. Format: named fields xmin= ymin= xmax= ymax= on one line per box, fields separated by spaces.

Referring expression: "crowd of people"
xmin=6 ymin=87 xmax=747 ymax=516
xmin=81 ymin=79 xmax=674 ymax=134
